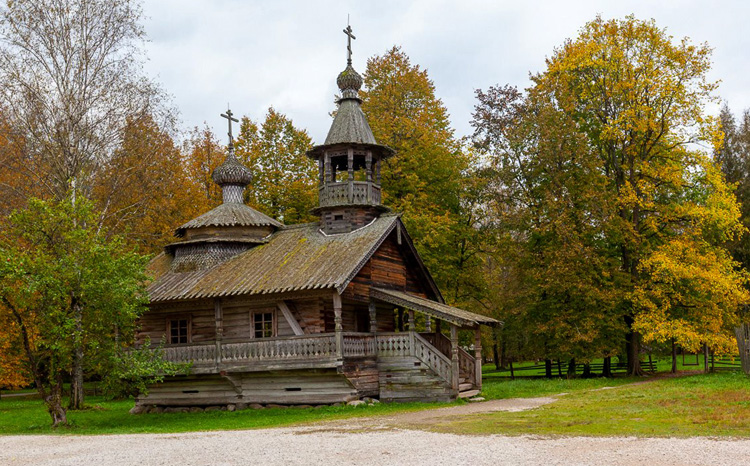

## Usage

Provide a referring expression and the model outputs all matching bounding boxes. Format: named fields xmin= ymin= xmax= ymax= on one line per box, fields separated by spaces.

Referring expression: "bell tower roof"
xmin=305 ymin=24 xmax=396 ymax=235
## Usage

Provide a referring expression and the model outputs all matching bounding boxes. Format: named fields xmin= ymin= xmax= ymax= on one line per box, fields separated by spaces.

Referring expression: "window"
xmin=253 ymin=312 xmax=274 ymax=338
xmin=169 ymin=318 xmax=189 ymax=344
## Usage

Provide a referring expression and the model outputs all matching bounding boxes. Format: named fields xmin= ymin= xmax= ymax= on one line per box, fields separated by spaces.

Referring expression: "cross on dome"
xmin=220 ymin=108 xmax=239 ymax=150
xmin=343 ymin=24 xmax=356 ymax=65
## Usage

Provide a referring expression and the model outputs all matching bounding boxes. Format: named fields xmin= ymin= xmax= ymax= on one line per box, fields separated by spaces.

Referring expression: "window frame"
xmin=166 ymin=317 xmax=191 ymax=345
xmin=251 ymin=310 xmax=276 ymax=339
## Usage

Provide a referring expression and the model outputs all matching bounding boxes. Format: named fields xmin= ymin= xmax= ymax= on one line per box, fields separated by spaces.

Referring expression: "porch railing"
xmin=342 ymin=333 xmax=377 ymax=357
xmin=221 ymin=334 xmax=337 ymax=362
xmin=159 ymin=331 xmax=471 ymax=392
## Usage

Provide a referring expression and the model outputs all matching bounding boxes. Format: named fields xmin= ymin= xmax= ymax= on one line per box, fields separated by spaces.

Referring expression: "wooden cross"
xmin=220 ymin=108 xmax=239 ymax=142
xmin=343 ymin=24 xmax=356 ymax=65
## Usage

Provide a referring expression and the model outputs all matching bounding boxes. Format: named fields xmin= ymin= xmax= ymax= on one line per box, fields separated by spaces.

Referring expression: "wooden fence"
xmin=485 ymin=359 xmax=658 ymax=378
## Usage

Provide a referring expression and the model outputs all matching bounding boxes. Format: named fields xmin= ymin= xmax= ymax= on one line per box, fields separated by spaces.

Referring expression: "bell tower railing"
xmin=319 ymin=181 xmax=381 ymax=207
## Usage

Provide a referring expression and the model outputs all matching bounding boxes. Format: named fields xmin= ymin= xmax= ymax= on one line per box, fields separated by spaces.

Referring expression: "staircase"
xmin=457 ymin=374 xmax=480 ymax=399
xmin=378 ymin=356 xmax=453 ymax=403
xmin=457 ymin=351 xmax=480 ymax=398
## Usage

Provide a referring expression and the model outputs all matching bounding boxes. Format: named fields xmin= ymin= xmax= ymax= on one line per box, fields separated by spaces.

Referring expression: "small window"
xmin=253 ymin=312 xmax=274 ymax=338
xmin=169 ymin=318 xmax=189 ymax=344
xmin=334 ymin=214 xmax=344 ymax=221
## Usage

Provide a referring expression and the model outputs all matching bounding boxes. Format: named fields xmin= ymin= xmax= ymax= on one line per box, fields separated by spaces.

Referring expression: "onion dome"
xmin=337 ymin=64 xmax=363 ymax=100
xmin=212 ymin=151 xmax=253 ymax=187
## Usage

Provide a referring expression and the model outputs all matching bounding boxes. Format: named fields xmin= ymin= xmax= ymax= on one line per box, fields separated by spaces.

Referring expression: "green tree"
xmin=234 ymin=108 xmax=316 ymax=224
xmin=473 ymin=16 xmax=748 ymax=374
xmin=0 ymin=196 xmax=149 ymax=426
xmin=473 ymin=84 xmax=626 ymax=371
xmin=715 ymin=105 xmax=750 ymax=269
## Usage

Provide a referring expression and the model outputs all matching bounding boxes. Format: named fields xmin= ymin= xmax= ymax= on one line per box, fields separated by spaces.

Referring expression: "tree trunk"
xmin=567 ymin=358 xmax=576 ymax=379
xmin=671 ymin=338 xmax=677 ymax=374
xmin=46 ymin=377 xmax=68 ymax=428
xmin=625 ymin=320 xmax=644 ymax=376
xmin=544 ymin=358 xmax=552 ymax=379
xmin=493 ymin=342 xmax=501 ymax=371
xmin=6 ymin=299 xmax=68 ymax=426
xmin=703 ymin=343 xmax=709 ymax=373
xmin=582 ymin=363 xmax=592 ymax=378
xmin=509 ymin=358 xmax=515 ymax=380
xmin=69 ymin=301 xmax=85 ymax=410
xmin=602 ymin=356 xmax=612 ymax=377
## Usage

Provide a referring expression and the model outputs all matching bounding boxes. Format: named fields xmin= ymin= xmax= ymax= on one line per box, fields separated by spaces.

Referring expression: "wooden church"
xmin=136 ymin=27 xmax=499 ymax=408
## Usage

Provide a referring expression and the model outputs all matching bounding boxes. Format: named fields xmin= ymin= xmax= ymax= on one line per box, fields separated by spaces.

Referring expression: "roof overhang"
xmin=370 ymin=287 xmax=502 ymax=328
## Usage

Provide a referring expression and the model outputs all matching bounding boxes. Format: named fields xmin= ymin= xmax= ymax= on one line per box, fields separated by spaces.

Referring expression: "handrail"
xmin=413 ymin=332 xmax=452 ymax=384
xmin=457 ymin=346 xmax=477 ymax=388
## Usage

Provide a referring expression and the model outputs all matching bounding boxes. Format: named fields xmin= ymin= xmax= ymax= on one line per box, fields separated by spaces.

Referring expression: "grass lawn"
xmin=431 ymin=371 xmax=750 ymax=437
xmin=2 ymin=371 xmax=748 ymax=436
xmin=0 ymin=396 xmax=452 ymax=436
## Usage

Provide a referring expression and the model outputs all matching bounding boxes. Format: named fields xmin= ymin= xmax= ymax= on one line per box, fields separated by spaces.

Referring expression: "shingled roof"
xmin=175 ymin=203 xmax=282 ymax=237
xmin=371 ymin=288 xmax=501 ymax=328
xmin=148 ymin=214 xmax=401 ymax=303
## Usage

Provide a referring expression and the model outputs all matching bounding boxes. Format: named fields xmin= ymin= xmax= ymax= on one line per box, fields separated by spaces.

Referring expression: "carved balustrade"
xmin=319 ymin=181 xmax=381 ymax=207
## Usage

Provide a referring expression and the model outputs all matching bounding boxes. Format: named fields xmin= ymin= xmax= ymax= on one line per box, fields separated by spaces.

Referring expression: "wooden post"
xmin=450 ymin=324 xmax=459 ymax=392
xmin=324 ymin=151 xmax=331 ymax=182
xmin=408 ymin=309 xmax=416 ymax=356
xmin=347 ymin=148 xmax=354 ymax=203
xmin=474 ymin=326 xmax=482 ymax=390
xmin=425 ymin=315 xmax=432 ymax=333
xmin=333 ymin=293 xmax=343 ymax=361
xmin=214 ymin=299 xmax=223 ymax=370
xmin=369 ymin=301 xmax=377 ymax=333
xmin=365 ymin=151 xmax=373 ymax=202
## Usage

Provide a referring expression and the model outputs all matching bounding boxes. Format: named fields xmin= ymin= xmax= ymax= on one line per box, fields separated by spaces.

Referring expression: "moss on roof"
xmin=148 ymin=214 xmax=400 ymax=302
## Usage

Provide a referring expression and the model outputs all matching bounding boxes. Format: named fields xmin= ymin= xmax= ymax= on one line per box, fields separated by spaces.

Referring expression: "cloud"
xmin=140 ymin=0 xmax=750 ymax=143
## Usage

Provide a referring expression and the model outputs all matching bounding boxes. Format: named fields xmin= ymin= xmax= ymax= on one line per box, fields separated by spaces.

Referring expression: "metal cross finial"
xmin=343 ymin=24 xmax=356 ymax=65
xmin=220 ymin=108 xmax=239 ymax=147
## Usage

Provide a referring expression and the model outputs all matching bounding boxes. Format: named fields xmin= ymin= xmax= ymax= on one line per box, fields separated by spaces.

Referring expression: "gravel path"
xmin=3 ymin=427 xmax=750 ymax=466
xmin=3 ymin=393 xmax=750 ymax=466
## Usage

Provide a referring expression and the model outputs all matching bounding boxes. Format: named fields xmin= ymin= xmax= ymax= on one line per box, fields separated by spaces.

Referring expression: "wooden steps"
xmin=458 ymin=389 xmax=480 ymax=399
xmin=378 ymin=357 xmax=453 ymax=403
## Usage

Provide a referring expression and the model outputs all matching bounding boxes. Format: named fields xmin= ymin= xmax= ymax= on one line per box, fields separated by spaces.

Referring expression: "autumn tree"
xmin=183 ymin=125 xmax=224 ymax=207
xmin=93 ymin=115 xmax=210 ymax=253
xmin=0 ymin=0 xmax=165 ymax=201
xmin=474 ymin=16 xmax=748 ymax=374
xmin=0 ymin=311 xmax=31 ymax=391
xmin=234 ymin=108 xmax=316 ymax=224
xmin=0 ymin=196 xmax=149 ymax=426
xmin=361 ymin=47 xmax=488 ymax=309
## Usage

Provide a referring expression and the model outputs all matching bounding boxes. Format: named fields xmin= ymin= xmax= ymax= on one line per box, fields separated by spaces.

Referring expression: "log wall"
xmin=138 ymin=369 xmax=358 ymax=406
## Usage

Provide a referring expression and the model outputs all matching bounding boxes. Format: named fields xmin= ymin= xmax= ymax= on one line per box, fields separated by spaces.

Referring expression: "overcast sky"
xmin=140 ymin=0 xmax=750 ymax=144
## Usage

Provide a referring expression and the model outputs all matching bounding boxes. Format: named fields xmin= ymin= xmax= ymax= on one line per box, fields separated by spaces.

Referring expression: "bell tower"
xmin=307 ymin=24 xmax=395 ymax=235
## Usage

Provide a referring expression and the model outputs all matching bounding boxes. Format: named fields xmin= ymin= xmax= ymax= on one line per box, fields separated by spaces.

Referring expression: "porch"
xmin=160 ymin=330 xmax=481 ymax=397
